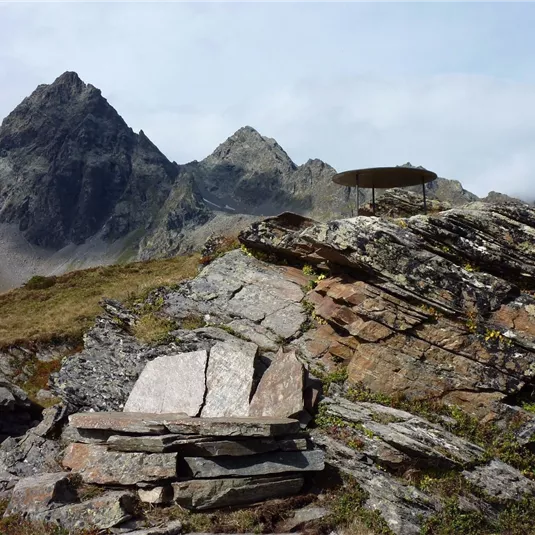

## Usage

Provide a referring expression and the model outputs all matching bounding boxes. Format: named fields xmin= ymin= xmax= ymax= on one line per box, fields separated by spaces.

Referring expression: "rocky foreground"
xmin=3 ymin=193 xmax=535 ymax=534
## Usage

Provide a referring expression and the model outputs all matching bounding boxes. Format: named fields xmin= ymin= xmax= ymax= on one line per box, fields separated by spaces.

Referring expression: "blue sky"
xmin=1 ymin=2 xmax=535 ymax=199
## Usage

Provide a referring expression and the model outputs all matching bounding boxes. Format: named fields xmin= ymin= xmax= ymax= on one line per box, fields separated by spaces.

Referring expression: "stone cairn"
xmin=59 ymin=343 xmax=325 ymax=513
xmin=63 ymin=412 xmax=323 ymax=510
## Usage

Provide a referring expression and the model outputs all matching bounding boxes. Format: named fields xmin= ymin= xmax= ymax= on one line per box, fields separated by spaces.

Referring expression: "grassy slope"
xmin=0 ymin=254 xmax=199 ymax=349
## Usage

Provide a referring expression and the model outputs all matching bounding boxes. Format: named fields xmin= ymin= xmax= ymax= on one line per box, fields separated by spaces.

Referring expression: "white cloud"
xmin=1 ymin=2 xmax=535 ymax=200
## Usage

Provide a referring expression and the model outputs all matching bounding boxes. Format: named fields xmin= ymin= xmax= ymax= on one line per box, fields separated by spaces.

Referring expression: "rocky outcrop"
xmin=240 ymin=203 xmax=535 ymax=419
xmin=4 ymin=471 xmax=139 ymax=532
xmin=51 ymin=252 xmax=313 ymax=414
xmin=7 ymin=191 xmax=535 ymax=533
xmin=314 ymin=396 xmax=535 ymax=535
xmin=357 ymin=188 xmax=452 ymax=217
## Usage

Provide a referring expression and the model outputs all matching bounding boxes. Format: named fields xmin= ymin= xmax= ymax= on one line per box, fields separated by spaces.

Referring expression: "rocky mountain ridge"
xmin=0 ymin=71 xmax=529 ymax=290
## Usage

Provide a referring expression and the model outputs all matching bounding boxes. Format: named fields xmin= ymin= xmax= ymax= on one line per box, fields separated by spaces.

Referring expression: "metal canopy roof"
xmin=332 ymin=166 xmax=438 ymax=189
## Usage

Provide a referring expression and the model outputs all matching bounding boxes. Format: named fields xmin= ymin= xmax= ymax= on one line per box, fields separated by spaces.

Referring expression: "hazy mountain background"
xmin=0 ymin=72 xmax=526 ymax=291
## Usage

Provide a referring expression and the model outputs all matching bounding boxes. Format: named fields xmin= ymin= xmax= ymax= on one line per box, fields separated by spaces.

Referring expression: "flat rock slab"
xmin=107 ymin=435 xmax=309 ymax=455
xmin=463 ymin=460 xmax=535 ymax=501
xmin=119 ymin=520 xmax=183 ymax=535
xmin=179 ymin=450 xmax=324 ymax=478
xmin=201 ymin=340 xmax=257 ymax=417
xmin=69 ymin=412 xmax=301 ymax=437
xmin=62 ymin=443 xmax=178 ymax=485
xmin=35 ymin=491 xmax=138 ymax=531
xmin=69 ymin=412 xmax=186 ymax=435
xmin=124 ymin=350 xmax=208 ymax=416
xmin=107 ymin=434 xmax=209 ymax=453
xmin=5 ymin=472 xmax=78 ymax=516
xmin=164 ymin=416 xmax=301 ymax=437
xmin=322 ymin=397 xmax=486 ymax=468
xmin=249 ymin=349 xmax=304 ymax=418
xmin=62 ymin=425 xmax=117 ymax=444
xmin=173 ymin=476 xmax=304 ymax=510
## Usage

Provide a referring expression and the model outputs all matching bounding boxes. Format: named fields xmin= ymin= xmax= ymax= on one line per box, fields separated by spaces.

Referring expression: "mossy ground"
xmin=0 ymin=254 xmax=199 ymax=349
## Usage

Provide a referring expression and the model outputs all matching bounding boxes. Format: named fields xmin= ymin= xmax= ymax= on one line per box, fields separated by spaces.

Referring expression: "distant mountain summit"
xmin=0 ymin=71 xmax=207 ymax=249
xmin=180 ymin=125 xmax=343 ymax=220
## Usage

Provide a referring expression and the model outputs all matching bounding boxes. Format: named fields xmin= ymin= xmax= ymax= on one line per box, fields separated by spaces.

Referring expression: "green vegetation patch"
xmin=421 ymin=496 xmax=535 ymax=535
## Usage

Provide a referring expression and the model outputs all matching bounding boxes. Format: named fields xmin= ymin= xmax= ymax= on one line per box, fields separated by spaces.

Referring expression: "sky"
xmin=1 ymin=2 xmax=535 ymax=199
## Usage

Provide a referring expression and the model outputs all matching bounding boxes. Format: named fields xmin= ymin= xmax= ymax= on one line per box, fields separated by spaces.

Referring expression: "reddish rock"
xmin=5 ymin=472 xmax=78 ymax=516
xmin=249 ymin=349 xmax=305 ymax=418
xmin=62 ymin=443 xmax=177 ymax=485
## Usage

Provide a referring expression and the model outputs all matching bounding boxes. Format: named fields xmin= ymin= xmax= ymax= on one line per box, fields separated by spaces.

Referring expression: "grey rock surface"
xmin=172 ymin=476 xmax=304 ymax=510
xmin=35 ymin=490 xmax=139 ymax=531
xmin=124 ymin=350 xmax=208 ymax=416
xmin=69 ymin=412 xmax=301 ymax=437
xmin=463 ymin=460 xmax=535 ymax=501
xmin=165 ymin=251 xmax=307 ymax=340
xmin=51 ymin=254 xmax=307 ymax=413
xmin=201 ymin=339 xmax=257 ymax=417
xmin=179 ymin=449 xmax=324 ymax=478
xmin=0 ymin=430 xmax=62 ymax=477
xmin=321 ymin=397 xmax=486 ymax=468
xmin=107 ymin=434 xmax=209 ymax=453
xmin=314 ymin=433 xmax=436 ymax=535
xmin=0 ymin=470 xmax=18 ymax=501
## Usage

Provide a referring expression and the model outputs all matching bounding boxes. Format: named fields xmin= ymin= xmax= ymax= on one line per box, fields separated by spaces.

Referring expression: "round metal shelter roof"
xmin=332 ymin=166 xmax=437 ymax=188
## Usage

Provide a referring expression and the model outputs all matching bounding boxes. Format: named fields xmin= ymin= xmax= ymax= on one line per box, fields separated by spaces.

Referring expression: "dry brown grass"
xmin=144 ymin=494 xmax=316 ymax=533
xmin=0 ymin=515 xmax=101 ymax=535
xmin=132 ymin=313 xmax=178 ymax=344
xmin=0 ymin=254 xmax=199 ymax=349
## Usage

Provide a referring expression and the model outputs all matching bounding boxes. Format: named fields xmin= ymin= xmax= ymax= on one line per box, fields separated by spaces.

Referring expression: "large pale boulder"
xmin=124 ymin=350 xmax=208 ymax=416
xmin=201 ymin=339 xmax=258 ymax=417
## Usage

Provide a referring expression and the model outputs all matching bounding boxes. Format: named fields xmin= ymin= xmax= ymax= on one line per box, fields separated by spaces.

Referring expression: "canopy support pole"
xmin=356 ymin=174 xmax=360 ymax=216
xmin=422 ymin=178 xmax=427 ymax=214
xmin=372 ymin=186 xmax=376 ymax=215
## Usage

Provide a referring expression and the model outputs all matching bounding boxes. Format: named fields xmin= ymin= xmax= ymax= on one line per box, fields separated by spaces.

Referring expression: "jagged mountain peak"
xmin=0 ymin=72 xmax=206 ymax=251
xmin=53 ymin=70 xmax=84 ymax=86
xmin=300 ymin=158 xmax=335 ymax=171
xmin=207 ymin=125 xmax=295 ymax=171
xmin=21 ymin=70 xmax=99 ymax=109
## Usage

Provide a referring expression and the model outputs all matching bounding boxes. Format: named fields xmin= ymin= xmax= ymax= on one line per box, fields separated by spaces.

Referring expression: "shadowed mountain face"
xmin=0 ymin=71 xmax=207 ymax=249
